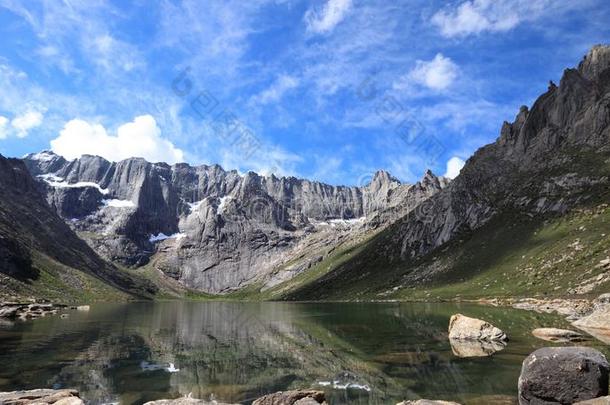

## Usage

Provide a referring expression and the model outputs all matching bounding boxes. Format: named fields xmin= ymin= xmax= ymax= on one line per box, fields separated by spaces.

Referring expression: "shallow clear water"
xmin=0 ymin=301 xmax=607 ymax=404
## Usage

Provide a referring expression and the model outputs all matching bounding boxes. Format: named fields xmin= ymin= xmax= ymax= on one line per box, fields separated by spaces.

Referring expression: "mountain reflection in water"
xmin=0 ymin=301 xmax=605 ymax=404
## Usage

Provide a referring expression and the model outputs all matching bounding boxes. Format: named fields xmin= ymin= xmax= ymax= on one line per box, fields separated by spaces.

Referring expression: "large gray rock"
xmin=448 ymin=314 xmax=508 ymax=342
xmin=518 ymin=347 xmax=610 ymax=404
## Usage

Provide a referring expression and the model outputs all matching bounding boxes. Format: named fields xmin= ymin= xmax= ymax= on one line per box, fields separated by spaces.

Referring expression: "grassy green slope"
xmin=274 ymin=196 xmax=610 ymax=302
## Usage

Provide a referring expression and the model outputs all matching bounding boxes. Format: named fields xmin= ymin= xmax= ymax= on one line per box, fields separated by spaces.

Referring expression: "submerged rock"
xmin=448 ymin=314 xmax=508 ymax=342
xmin=0 ymin=388 xmax=83 ymax=405
xmin=532 ymin=328 xmax=587 ymax=343
xmin=449 ymin=338 xmax=505 ymax=358
xmin=252 ymin=390 xmax=327 ymax=405
xmin=518 ymin=347 xmax=610 ymax=404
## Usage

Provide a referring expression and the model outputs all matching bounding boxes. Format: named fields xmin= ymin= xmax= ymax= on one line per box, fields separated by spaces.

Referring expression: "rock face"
xmin=0 ymin=154 xmax=155 ymax=300
xmin=23 ymin=151 xmax=447 ymax=293
xmin=0 ymin=389 xmax=84 ymax=405
xmin=532 ymin=328 xmax=586 ymax=343
xmin=518 ymin=347 xmax=610 ymax=405
xmin=448 ymin=314 xmax=508 ymax=342
xmin=251 ymin=390 xmax=327 ymax=405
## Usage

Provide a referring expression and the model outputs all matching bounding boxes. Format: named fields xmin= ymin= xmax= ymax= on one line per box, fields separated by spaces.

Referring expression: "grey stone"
xmin=518 ymin=347 xmax=610 ymax=404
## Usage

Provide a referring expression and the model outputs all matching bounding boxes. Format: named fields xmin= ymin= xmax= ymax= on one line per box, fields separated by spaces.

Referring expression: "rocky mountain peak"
xmin=578 ymin=44 xmax=610 ymax=80
xmin=369 ymin=170 xmax=401 ymax=190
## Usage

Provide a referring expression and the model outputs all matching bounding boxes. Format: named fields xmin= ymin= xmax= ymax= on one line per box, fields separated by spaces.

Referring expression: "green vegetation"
xmin=276 ymin=201 xmax=610 ymax=301
xmin=0 ymin=251 xmax=131 ymax=303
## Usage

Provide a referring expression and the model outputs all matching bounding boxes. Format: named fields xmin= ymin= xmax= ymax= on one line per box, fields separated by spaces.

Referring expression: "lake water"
xmin=0 ymin=301 xmax=607 ymax=404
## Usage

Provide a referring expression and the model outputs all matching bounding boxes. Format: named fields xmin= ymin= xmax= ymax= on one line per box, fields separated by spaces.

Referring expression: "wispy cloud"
xmin=305 ymin=0 xmax=353 ymax=34
xmin=11 ymin=111 xmax=44 ymax=138
xmin=250 ymin=74 xmax=300 ymax=105
xmin=430 ymin=0 xmax=591 ymax=38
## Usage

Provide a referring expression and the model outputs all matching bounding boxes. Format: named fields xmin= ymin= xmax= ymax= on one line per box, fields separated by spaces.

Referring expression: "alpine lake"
xmin=0 ymin=301 xmax=607 ymax=404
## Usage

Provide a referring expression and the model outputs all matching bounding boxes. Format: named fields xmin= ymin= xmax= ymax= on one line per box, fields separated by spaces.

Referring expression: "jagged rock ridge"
xmin=23 ymin=152 xmax=448 ymax=293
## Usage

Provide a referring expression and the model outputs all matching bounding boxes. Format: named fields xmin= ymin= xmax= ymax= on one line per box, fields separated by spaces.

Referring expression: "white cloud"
xmin=251 ymin=74 xmax=299 ymax=105
xmin=431 ymin=0 xmax=551 ymax=38
xmin=50 ymin=115 xmax=185 ymax=164
xmin=305 ymin=0 xmax=352 ymax=34
xmin=11 ymin=111 xmax=44 ymax=138
xmin=444 ymin=156 xmax=466 ymax=179
xmin=0 ymin=116 xmax=8 ymax=139
xmin=404 ymin=53 xmax=459 ymax=91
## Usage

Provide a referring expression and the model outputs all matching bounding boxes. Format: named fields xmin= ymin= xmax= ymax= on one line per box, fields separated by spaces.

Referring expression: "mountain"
xmin=23 ymin=152 xmax=447 ymax=294
xmin=0 ymin=154 xmax=156 ymax=301
xmin=278 ymin=45 xmax=610 ymax=301
xmin=18 ymin=45 xmax=610 ymax=301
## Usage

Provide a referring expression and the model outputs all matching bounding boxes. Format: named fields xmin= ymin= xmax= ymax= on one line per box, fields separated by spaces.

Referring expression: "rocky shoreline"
xmin=0 ymin=301 xmax=90 ymax=324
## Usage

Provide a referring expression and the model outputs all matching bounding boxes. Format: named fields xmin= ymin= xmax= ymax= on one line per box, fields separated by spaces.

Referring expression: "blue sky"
xmin=0 ymin=0 xmax=609 ymax=185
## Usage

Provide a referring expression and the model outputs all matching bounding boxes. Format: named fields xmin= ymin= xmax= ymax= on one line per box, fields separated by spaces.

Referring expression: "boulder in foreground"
xmin=0 ymin=389 xmax=83 ymax=405
xmin=448 ymin=314 xmax=508 ymax=342
xmin=252 ymin=390 xmax=327 ymax=405
xmin=518 ymin=347 xmax=609 ymax=404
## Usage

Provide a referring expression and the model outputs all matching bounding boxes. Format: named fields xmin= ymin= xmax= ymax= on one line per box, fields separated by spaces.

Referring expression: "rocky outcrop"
xmin=532 ymin=328 xmax=586 ymax=343
xmin=0 ymin=302 xmax=65 ymax=320
xmin=0 ymin=154 xmax=156 ymax=300
xmin=448 ymin=314 xmax=508 ymax=342
xmin=0 ymin=389 xmax=84 ymax=405
xmin=518 ymin=347 xmax=610 ymax=404
xmin=251 ymin=390 xmax=327 ymax=405
xmin=24 ymin=151 xmax=446 ymax=293
xmin=573 ymin=294 xmax=610 ymax=343
xmin=513 ymin=299 xmax=593 ymax=321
